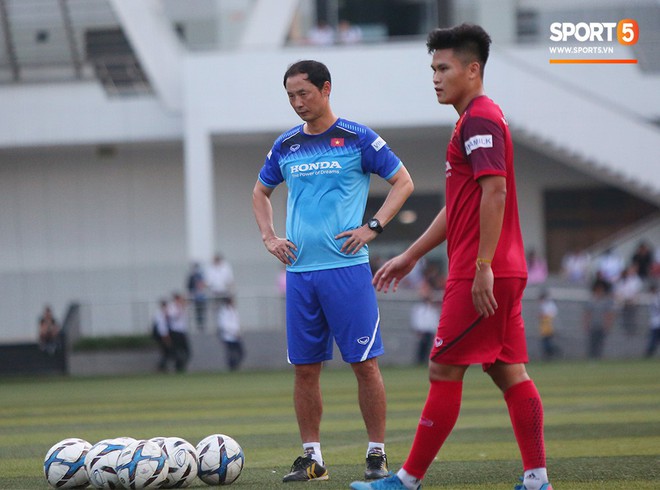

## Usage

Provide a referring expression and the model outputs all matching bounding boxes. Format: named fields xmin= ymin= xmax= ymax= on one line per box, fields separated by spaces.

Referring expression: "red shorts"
xmin=430 ymin=278 xmax=528 ymax=370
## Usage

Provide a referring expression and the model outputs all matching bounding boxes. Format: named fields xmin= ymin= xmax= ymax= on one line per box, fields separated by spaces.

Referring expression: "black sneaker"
xmin=282 ymin=454 xmax=329 ymax=482
xmin=364 ymin=450 xmax=389 ymax=479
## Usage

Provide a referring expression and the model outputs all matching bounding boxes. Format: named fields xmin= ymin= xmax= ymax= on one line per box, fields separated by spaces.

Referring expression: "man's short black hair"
xmin=283 ymin=60 xmax=331 ymax=91
xmin=426 ymin=23 xmax=491 ymax=75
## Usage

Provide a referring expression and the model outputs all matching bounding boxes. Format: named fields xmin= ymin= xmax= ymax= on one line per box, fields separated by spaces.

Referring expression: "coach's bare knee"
xmin=351 ymin=357 xmax=381 ymax=381
xmin=294 ymin=362 xmax=322 ymax=382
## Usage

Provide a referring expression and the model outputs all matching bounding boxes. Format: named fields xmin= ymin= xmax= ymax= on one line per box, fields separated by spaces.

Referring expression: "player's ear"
xmin=468 ymin=60 xmax=481 ymax=80
xmin=321 ymin=81 xmax=331 ymax=97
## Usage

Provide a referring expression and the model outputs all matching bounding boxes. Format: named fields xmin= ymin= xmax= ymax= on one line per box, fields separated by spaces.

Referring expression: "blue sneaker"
xmin=350 ymin=474 xmax=421 ymax=490
xmin=514 ymin=482 xmax=553 ymax=490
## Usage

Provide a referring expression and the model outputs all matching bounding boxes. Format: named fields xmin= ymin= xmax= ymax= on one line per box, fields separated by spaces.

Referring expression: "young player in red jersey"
xmin=350 ymin=24 xmax=552 ymax=490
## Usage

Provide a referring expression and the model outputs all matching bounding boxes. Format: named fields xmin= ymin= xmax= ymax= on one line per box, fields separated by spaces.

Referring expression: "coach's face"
xmin=431 ymin=48 xmax=479 ymax=109
xmin=285 ymin=73 xmax=330 ymax=124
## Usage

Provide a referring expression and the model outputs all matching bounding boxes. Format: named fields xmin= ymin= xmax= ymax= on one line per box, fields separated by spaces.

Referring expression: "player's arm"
xmin=373 ymin=206 xmax=447 ymax=293
xmin=472 ymin=174 xmax=506 ymax=317
xmin=251 ymin=180 xmax=297 ymax=265
xmin=337 ymin=165 xmax=414 ymax=254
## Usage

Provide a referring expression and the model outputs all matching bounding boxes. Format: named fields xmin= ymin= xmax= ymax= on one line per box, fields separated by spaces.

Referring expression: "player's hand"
xmin=264 ymin=236 xmax=297 ymax=266
xmin=373 ymin=254 xmax=416 ymax=293
xmin=472 ymin=266 xmax=497 ymax=317
xmin=336 ymin=225 xmax=377 ymax=255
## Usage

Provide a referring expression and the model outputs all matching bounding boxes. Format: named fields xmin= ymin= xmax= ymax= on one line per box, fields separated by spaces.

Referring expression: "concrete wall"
xmin=67 ymin=290 xmax=656 ymax=377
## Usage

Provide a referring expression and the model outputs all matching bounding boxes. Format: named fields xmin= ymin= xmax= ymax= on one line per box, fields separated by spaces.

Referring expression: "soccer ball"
xmin=84 ymin=438 xmax=129 ymax=489
xmin=148 ymin=436 xmax=167 ymax=447
xmin=44 ymin=437 xmax=92 ymax=488
xmin=116 ymin=439 xmax=169 ymax=489
xmin=151 ymin=437 xmax=198 ymax=488
xmin=114 ymin=436 xmax=137 ymax=446
xmin=196 ymin=434 xmax=244 ymax=485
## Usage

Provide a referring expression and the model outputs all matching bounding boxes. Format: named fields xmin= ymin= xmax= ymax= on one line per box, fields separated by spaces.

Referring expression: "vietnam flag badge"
xmin=331 ymin=138 xmax=345 ymax=147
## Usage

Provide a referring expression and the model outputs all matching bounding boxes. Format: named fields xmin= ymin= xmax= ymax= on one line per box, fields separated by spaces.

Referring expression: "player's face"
xmin=430 ymin=49 xmax=475 ymax=107
xmin=285 ymin=73 xmax=330 ymax=123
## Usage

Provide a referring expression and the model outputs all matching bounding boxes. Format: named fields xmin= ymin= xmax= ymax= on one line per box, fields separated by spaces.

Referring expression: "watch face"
xmin=368 ymin=219 xmax=382 ymax=232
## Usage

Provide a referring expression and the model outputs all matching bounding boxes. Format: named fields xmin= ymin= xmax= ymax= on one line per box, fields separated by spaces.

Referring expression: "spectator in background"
xmin=206 ymin=253 xmax=235 ymax=300
xmin=410 ymin=281 xmax=441 ymax=365
xmin=631 ymin=241 xmax=654 ymax=282
xmin=276 ymin=265 xmax=287 ymax=296
xmin=615 ymin=264 xmax=643 ymax=335
xmin=526 ymin=249 xmax=548 ymax=286
xmin=423 ymin=261 xmax=446 ymax=291
xmin=337 ymin=19 xmax=363 ymax=44
xmin=206 ymin=253 xmax=235 ymax=319
xmin=307 ymin=20 xmax=335 ymax=46
xmin=596 ymin=248 xmax=624 ymax=286
xmin=168 ymin=293 xmax=191 ymax=372
xmin=217 ymin=296 xmax=245 ymax=371
xmin=38 ymin=305 xmax=60 ymax=355
xmin=561 ymin=248 xmax=590 ymax=285
xmin=583 ymin=278 xmax=617 ymax=359
xmin=538 ymin=289 xmax=560 ymax=360
xmin=187 ymin=262 xmax=207 ymax=331
xmin=645 ymin=283 xmax=660 ymax=357
xmin=153 ymin=299 xmax=174 ymax=372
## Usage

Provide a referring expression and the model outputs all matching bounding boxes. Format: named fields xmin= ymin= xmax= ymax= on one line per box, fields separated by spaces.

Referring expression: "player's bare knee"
xmin=486 ymin=362 xmax=530 ymax=392
xmin=428 ymin=362 xmax=467 ymax=382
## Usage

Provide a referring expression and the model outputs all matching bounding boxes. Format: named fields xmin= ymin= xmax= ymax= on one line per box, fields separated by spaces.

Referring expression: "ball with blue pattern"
xmin=85 ymin=438 xmax=132 ymax=489
xmin=44 ymin=438 xmax=92 ymax=488
xmin=196 ymin=434 xmax=244 ymax=485
xmin=115 ymin=439 xmax=169 ymax=489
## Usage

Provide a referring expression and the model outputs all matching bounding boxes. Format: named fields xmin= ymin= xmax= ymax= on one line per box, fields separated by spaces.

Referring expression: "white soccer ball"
xmin=196 ymin=434 xmax=244 ymax=485
xmin=148 ymin=436 xmax=167 ymax=447
xmin=85 ymin=438 xmax=129 ymax=489
xmin=44 ymin=438 xmax=92 ymax=489
xmin=114 ymin=436 xmax=137 ymax=447
xmin=151 ymin=437 xmax=198 ymax=488
xmin=115 ymin=439 xmax=169 ymax=489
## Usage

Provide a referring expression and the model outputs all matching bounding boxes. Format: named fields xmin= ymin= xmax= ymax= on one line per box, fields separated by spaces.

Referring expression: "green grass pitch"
xmin=1 ymin=359 xmax=658 ymax=489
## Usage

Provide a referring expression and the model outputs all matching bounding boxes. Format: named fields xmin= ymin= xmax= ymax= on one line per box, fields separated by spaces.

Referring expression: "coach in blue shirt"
xmin=253 ymin=60 xmax=413 ymax=483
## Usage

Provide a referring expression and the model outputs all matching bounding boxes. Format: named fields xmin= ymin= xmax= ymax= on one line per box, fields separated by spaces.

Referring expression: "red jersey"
xmin=444 ymin=95 xmax=527 ymax=280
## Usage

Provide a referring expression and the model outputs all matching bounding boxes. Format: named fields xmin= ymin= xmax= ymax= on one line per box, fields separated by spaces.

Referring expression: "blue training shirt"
xmin=258 ymin=118 xmax=403 ymax=272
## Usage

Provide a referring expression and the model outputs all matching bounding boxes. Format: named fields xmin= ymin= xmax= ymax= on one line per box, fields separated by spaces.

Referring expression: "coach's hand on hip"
xmin=336 ymin=225 xmax=378 ymax=255
xmin=265 ymin=236 xmax=298 ymax=266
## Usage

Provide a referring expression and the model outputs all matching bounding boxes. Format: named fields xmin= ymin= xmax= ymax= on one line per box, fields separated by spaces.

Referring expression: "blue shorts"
xmin=285 ymin=263 xmax=384 ymax=364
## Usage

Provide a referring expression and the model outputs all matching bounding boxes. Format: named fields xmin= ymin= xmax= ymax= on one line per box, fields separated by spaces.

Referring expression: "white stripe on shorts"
xmin=360 ymin=309 xmax=381 ymax=362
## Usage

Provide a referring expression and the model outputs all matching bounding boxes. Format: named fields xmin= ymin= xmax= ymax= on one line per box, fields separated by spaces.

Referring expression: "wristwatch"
xmin=367 ymin=218 xmax=383 ymax=234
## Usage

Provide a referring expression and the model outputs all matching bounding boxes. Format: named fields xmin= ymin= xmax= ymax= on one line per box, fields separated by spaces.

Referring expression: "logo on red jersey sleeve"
xmin=464 ymin=134 xmax=493 ymax=155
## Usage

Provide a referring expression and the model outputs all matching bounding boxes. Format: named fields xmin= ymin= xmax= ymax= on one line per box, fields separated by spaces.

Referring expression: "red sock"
xmin=504 ymin=380 xmax=547 ymax=470
xmin=402 ymin=380 xmax=462 ymax=479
